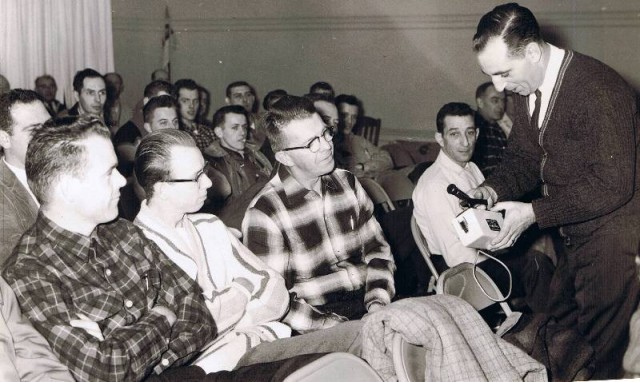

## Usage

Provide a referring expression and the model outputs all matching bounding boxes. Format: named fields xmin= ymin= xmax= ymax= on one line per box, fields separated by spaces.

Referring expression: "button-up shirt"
xmin=242 ymin=166 xmax=395 ymax=332
xmin=2 ymin=213 xmax=216 ymax=382
xmin=412 ymin=151 xmax=486 ymax=267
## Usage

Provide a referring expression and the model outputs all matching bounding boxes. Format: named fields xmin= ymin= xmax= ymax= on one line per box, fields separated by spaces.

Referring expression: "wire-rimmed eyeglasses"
xmin=280 ymin=126 xmax=335 ymax=153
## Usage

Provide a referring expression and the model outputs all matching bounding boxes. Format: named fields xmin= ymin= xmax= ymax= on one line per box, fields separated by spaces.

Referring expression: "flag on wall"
xmin=162 ymin=5 xmax=174 ymax=78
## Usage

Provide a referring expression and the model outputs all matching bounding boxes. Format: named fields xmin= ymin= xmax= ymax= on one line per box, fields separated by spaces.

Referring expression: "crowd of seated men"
xmin=2 ymin=3 xmax=640 ymax=375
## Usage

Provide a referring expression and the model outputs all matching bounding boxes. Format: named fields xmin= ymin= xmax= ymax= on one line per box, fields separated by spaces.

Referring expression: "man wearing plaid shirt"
xmin=174 ymin=79 xmax=216 ymax=151
xmin=3 ymin=116 xmax=216 ymax=382
xmin=242 ymin=95 xmax=395 ymax=334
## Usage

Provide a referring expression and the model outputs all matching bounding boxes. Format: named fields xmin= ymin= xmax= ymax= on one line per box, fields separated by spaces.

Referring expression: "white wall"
xmin=111 ymin=0 xmax=640 ymax=144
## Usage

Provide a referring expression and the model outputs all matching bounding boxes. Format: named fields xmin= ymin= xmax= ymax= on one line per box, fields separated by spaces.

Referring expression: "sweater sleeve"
xmin=225 ymin=230 xmax=289 ymax=328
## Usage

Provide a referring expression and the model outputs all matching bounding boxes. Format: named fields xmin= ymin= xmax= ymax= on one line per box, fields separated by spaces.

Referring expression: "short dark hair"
xmin=212 ymin=105 xmax=249 ymax=129
xmin=72 ymin=68 xmax=103 ymax=93
xmin=151 ymin=69 xmax=169 ymax=82
xmin=143 ymin=95 xmax=178 ymax=123
xmin=225 ymin=81 xmax=253 ymax=98
xmin=144 ymin=80 xmax=173 ymax=99
xmin=104 ymin=72 xmax=123 ymax=83
xmin=475 ymin=81 xmax=496 ymax=99
xmin=334 ymin=94 xmax=363 ymax=132
xmin=263 ymin=89 xmax=288 ymax=111
xmin=172 ymin=79 xmax=199 ymax=98
xmin=135 ymin=129 xmax=197 ymax=199
xmin=472 ymin=2 xmax=543 ymax=56
xmin=303 ymin=92 xmax=331 ymax=103
xmin=26 ymin=116 xmax=110 ymax=204
xmin=436 ymin=102 xmax=476 ymax=134
xmin=226 ymin=81 xmax=258 ymax=113
xmin=0 ymin=89 xmax=45 ymax=134
xmin=35 ymin=75 xmax=56 ymax=88
xmin=309 ymin=81 xmax=335 ymax=101
xmin=334 ymin=94 xmax=360 ymax=109
xmin=263 ymin=95 xmax=316 ymax=152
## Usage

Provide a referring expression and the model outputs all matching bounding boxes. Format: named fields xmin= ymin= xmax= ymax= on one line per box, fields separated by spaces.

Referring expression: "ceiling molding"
xmin=113 ymin=11 xmax=640 ymax=33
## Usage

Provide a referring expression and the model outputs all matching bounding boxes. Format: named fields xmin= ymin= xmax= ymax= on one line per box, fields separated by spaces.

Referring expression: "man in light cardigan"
xmin=133 ymin=129 xmax=290 ymax=372
xmin=133 ymin=129 xmax=364 ymax=371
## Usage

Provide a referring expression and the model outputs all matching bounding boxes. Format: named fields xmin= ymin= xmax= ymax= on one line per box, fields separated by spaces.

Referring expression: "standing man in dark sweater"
xmin=469 ymin=3 xmax=640 ymax=379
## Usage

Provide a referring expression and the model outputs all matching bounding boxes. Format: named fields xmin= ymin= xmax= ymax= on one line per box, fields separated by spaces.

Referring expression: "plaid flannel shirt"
xmin=472 ymin=114 xmax=508 ymax=177
xmin=242 ymin=167 xmax=395 ymax=332
xmin=182 ymin=123 xmax=217 ymax=152
xmin=2 ymin=213 xmax=216 ymax=382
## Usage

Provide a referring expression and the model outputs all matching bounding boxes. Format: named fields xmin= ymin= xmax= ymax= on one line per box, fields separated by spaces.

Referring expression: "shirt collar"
xmin=435 ymin=150 xmax=472 ymax=176
xmin=136 ymin=200 xmax=189 ymax=236
xmin=36 ymin=211 xmax=92 ymax=261
xmin=530 ymin=43 xmax=565 ymax=126
xmin=539 ymin=44 xmax=565 ymax=94
xmin=221 ymin=144 xmax=246 ymax=160
xmin=277 ymin=165 xmax=338 ymax=207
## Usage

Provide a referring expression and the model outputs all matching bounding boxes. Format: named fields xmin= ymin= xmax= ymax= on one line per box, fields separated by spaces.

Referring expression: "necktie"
xmin=530 ymin=89 xmax=542 ymax=128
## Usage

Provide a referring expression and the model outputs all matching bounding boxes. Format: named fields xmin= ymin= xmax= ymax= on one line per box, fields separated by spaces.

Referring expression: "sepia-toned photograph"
xmin=1 ymin=1 xmax=640 ymax=380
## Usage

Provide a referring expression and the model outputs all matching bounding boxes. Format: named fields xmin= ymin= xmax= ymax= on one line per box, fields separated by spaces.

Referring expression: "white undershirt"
xmin=529 ymin=44 xmax=565 ymax=128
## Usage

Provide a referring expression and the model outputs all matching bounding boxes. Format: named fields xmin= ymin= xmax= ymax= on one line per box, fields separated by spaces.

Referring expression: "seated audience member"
xmin=0 ymin=75 xmax=10 ymax=94
xmin=309 ymin=81 xmax=335 ymax=102
xmin=0 ymin=90 xmax=50 ymax=266
xmin=134 ymin=129 xmax=290 ymax=371
xmin=333 ymin=94 xmax=393 ymax=178
xmin=242 ymin=95 xmax=395 ymax=333
xmin=116 ymin=86 xmax=178 ymax=221
xmin=152 ymin=68 xmax=171 ymax=82
xmin=1 ymin=275 xmax=75 ymax=381
xmin=225 ymin=81 xmax=265 ymax=146
xmin=197 ymin=85 xmax=212 ymax=127
xmin=412 ymin=102 xmax=553 ymax=311
xmin=309 ymin=92 xmax=428 ymax=296
xmin=62 ymin=68 xmax=106 ymax=119
xmin=142 ymin=95 xmax=180 ymax=134
xmin=175 ymin=79 xmax=215 ymax=151
xmin=304 ymin=93 xmax=339 ymax=130
xmin=202 ymin=105 xmax=272 ymax=229
xmin=3 ymin=116 xmax=216 ymax=381
xmin=104 ymin=72 xmax=127 ymax=134
xmin=34 ymin=74 xmax=66 ymax=117
xmin=262 ymin=89 xmax=288 ymax=111
xmin=472 ymin=81 xmax=510 ymax=177
xmin=114 ymin=80 xmax=174 ymax=178
xmin=119 ymin=94 xmax=182 ymax=219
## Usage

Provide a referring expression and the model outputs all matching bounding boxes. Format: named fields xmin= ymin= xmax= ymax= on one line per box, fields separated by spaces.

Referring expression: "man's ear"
xmin=274 ymin=151 xmax=294 ymax=167
xmin=476 ymin=97 xmax=484 ymax=109
xmin=142 ymin=122 xmax=152 ymax=134
xmin=57 ymin=174 xmax=79 ymax=205
xmin=435 ymin=132 xmax=445 ymax=148
xmin=152 ymin=182 xmax=168 ymax=201
xmin=73 ymin=90 xmax=80 ymax=103
xmin=0 ymin=130 xmax=11 ymax=150
xmin=143 ymin=97 xmax=150 ymax=106
xmin=525 ymin=42 xmax=542 ymax=63
xmin=213 ymin=126 xmax=223 ymax=138
xmin=225 ymin=97 xmax=231 ymax=105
